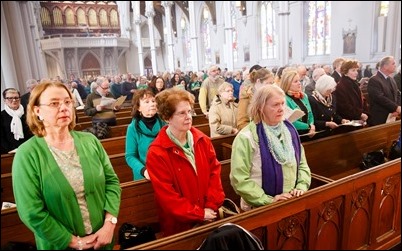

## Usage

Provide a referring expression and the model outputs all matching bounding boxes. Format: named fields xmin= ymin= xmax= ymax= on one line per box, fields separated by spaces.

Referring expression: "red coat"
xmin=146 ymin=126 xmax=225 ymax=236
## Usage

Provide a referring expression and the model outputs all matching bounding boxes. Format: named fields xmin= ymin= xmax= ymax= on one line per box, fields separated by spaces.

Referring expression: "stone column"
xmin=162 ymin=1 xmax=175 ymax=73
xmin=132 ymin=1 xmax=144 ymax=75
xmin=188 ymin=1 xmax=199 ymax=72
xmin=1 ymin=2 xmax=18 ymax=89
xmin=224 ymin=2 xmax=234 ymax=71
xmin=116 ymin=1 xmax=132 ymax=38
xmin=277 ymin=1 xmax=290 ymax=66
xmin=146 ymin=1 xmax=158 ymax=75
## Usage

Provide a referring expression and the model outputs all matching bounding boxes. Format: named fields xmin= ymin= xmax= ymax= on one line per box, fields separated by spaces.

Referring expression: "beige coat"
xmin=208 ymin=95 xmax=238 ymax=138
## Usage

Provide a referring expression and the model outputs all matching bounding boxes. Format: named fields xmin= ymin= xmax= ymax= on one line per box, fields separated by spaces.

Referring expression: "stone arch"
xmin=80 ymin=51 xmax=101 ymax=79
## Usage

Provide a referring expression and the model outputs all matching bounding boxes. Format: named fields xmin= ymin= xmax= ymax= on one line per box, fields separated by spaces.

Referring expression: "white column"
xmin=278 ymin=1 xmax=290 ymax=66
xmin=223 ymin=2 xmax=234 ymax=71
xmin=116 ymin=2 xmax=132 ymax=38
xmin=26 ymin=2 xmax=47 ymax=78
xmin=162 ymin=1 xmax=175 ymax=73
xmin=188 ymin=1 xmax=199 ymax=72
xmin=9 ymin=2 xmax=35 ymax=80
xmin=132 ymin=1 xmax=144 ymax=75
xmin=1 ymin=2 xmax=18 ymax=88
xmin=146 ymin=1 xmax=158 ymax=75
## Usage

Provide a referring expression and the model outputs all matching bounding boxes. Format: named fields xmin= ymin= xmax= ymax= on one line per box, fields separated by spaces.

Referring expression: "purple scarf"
xmin=257 ymin=120 xmax=301 ymax=196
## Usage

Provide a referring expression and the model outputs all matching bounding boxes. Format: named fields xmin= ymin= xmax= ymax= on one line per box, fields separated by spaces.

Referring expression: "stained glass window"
xmin=201 ymin=6 xmax=212 ymax=66
xmin=260 ymin=1 xmax=277 ymax=59
xmin=306 ymin=1 xmax=331 ymax=56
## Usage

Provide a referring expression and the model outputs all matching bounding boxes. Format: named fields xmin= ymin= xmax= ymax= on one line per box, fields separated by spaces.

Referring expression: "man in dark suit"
xmin=331 ymin=57 xmax=344 ymax=83
xmin=367 ymin=56 xmax=401 ymax=126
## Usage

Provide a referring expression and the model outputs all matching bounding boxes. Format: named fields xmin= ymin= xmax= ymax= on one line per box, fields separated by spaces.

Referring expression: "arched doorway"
xmin=81 ymin=53 xmax=100 ymax=79
xmin=144 ymin=57 xmax=153 ymax=78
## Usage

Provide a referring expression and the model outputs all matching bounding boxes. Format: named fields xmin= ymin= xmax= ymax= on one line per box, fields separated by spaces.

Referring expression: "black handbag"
xmin=360 ymin=150 xmax=385 ymax=170
xmin=118 ymin=223 xmax=156 ymax=250
xmin=388 ymin=140 xmax=401 ymax=160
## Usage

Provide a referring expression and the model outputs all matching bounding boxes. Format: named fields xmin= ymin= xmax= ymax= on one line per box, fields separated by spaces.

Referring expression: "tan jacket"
xmin=208 ymin=95 xmax=238 ymax=138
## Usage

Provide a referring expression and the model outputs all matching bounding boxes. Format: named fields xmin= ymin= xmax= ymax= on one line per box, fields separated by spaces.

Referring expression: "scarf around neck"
xmin=257 ymin=120 xmax=301 ymax=197
xmin=287 ymin=90 xmax=304 ymax=99
xmin=5 ymin=104 xmax=25 ymax=140
xmin=312 ymin=90 xmax=333 ymax=107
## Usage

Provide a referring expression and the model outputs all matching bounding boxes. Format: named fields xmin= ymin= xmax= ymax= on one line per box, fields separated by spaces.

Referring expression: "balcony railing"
xmin=40 ymin=34 xmax=130 ymax=51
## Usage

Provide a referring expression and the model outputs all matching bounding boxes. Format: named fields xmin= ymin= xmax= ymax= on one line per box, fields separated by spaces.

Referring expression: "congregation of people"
xmin=2 ymin=55 xmax=401 ymax=249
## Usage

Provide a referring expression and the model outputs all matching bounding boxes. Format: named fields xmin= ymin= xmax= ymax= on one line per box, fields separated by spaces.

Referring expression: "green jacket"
xmin=285 ymin=94 xmax=314 ymax=131
xmin=12 ymin=131 xmax=121 ymax=250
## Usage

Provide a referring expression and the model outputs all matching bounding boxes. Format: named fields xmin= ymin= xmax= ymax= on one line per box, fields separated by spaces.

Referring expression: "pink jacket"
xmin=146 ymin=126 xmax=225 ymax=236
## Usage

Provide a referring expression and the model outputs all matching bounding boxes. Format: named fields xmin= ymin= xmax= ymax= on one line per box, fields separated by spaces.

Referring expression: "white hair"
xmin=315 ymin=75 xmax=337 ymax=95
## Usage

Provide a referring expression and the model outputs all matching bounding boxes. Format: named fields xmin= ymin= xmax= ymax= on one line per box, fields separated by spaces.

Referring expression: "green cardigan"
xmin=285 ymin=94 xmax=315 ymax=131
xmin=12 ymin=131 xmax=121 ymax=250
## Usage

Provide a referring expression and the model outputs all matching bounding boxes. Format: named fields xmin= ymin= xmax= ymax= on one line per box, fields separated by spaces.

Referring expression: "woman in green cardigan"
xmin=12 ymin=81 xmax=121 ymax=250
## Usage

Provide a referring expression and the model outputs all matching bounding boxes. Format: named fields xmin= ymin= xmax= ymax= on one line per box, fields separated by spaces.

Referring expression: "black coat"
xmin=0 ymin=110 xmax=32 ymax=154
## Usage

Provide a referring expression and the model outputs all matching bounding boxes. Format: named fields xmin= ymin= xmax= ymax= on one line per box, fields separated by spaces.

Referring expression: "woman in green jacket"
xmin=12 ymin=81 xmax=121 ymax=250
xmin=125 ymin=89 xmax=166 ymax=180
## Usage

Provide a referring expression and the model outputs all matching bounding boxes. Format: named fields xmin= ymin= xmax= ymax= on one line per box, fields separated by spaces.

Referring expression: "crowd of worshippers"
xmin=3 ymin=56 xmax=401 ymax=249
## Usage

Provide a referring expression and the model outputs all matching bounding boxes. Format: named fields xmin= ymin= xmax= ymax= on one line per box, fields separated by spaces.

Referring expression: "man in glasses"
xmin=1 ymin=88 xmax=33 ymax=154
xmin=84 ymin=77 xmax=121 ymax=132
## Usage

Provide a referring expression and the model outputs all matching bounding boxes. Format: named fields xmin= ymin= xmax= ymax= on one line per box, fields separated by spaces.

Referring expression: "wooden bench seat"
xmin=0 ymin=159 xmax=240 ymax=248
xmin=131 ymin=159 xmax=401 ymax=250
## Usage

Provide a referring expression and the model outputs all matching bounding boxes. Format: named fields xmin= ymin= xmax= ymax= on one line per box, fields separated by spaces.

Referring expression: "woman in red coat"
xmin=146 ymin=88 xmax=225 ymax=237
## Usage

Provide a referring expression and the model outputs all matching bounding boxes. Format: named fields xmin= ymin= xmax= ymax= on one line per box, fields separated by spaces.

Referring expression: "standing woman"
xmin=230 ymin=84 xmax=311 ymax=211
xmin=125 ymin=89 xmax=166 ymax=180
xmin=237 ymin=67 xmax=274 ymax=130
xmin=146 ymin=88 xmax=225 ymax=237
xmin=1 ymin=88 xmax=32 ymax=154
xmin=12 ymin=81 xmax=121 ymax=250
xmin=308 ymin=75 xmax=350 ymax=139
xmin=334 ymin=59 xmax=369 ymax=122
xmin=279 ymin=69 xmax=316 ymax=138
xmin=208 ymin=82 xmax=239 ymax=138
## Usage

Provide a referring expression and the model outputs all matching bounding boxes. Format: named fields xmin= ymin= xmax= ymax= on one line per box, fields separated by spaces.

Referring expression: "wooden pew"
xmin=75 ymin=114 xmax=209 ymax=132
xmin=302 ymin=120 xmax=400 ymax=180
xmin=0 ymin=159 xmax=238 ymax=248
xmin=219 ymin=121 xmax=401 ymax=174
xmin=131 ymin=159 xmax=401 ymax=250
xmin=2 ymin=123 xmax=400 ymax=249
xmin=77 ymin=110 xmax=132 ymax=123
xmin=75 ymin=116 xmax=133 ymax=131
xmin=106 ymin=123 xmax=211 ymax=139
xmin=1 ymin=154 xmax=13 ymax=174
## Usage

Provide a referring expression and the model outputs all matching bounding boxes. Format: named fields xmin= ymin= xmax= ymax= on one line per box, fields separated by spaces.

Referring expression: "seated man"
xmin=84 ymin=77 xmax=120 ymax=126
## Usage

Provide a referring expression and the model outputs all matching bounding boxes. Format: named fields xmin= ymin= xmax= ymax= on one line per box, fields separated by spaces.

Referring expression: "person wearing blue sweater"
xmin=125 ymin=89 xmax=166 ymax=180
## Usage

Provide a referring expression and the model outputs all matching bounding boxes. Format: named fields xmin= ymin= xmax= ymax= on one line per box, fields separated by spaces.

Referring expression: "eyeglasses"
xmin=173 ymin=110 xmax=193 ymax=118
xmin=100 ymin=86 xmax=110 ymax=90
xmin=39 ymin=99 xmax=74 ymax=109
xmin=5 ymin=97 xmax=20 ymax=101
